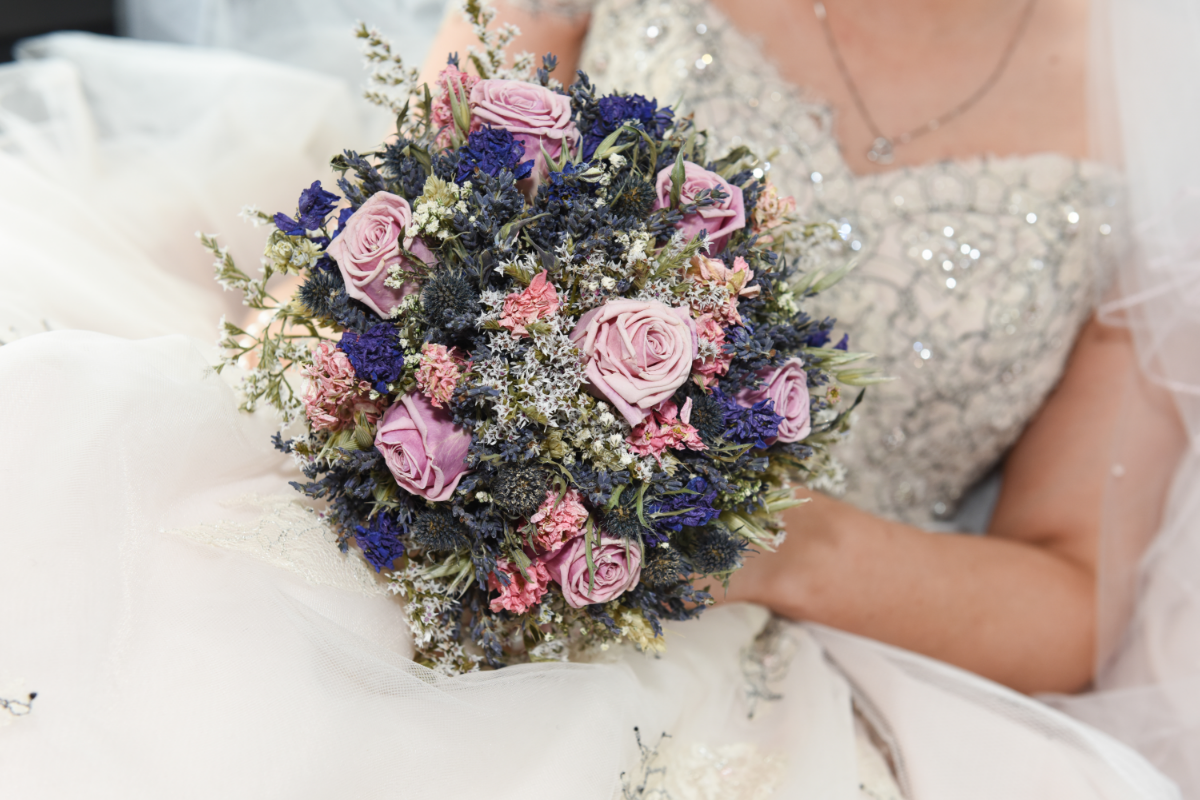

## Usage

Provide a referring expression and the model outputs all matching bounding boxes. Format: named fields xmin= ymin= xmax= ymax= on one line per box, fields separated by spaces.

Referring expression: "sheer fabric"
xmin=1043 ymin=1 xmax=1200 ymax=794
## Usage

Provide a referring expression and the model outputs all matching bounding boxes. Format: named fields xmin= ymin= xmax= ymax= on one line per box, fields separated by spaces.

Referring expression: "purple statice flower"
xmin=338 ymin=323 xmax=405 ymax=394
xmin=715 ymin=388 xmax=782 ymax=450
xmin=353 ymin=512 xmax=406 ymax=572
xmin=834 ymin=333 xmax=850 ymax=351
xmin=582 ymin=93 xmax=674 ymax=159
xmin=275 ymin=180 xmax=340 ymax=235
xmin=455 ymin=127 xmax=533 ymax=183
xmin=649 ymin=476 xmax=721 ymax=533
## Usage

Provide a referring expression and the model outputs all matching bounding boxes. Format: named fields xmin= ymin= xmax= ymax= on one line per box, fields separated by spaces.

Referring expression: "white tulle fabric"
xmin=0 ymin=20 xmax=1184 ymax=800
xmin=1044 ymin=1 xmax=1200 ymax=795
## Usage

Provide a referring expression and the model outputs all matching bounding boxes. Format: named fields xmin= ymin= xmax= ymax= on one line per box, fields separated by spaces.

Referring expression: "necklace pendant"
xmin=867 ymin=137 xmax=894 ymax=165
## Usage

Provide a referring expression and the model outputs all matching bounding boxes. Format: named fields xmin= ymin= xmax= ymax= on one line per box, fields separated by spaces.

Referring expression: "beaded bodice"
xmin=569 ymin=0 xmax=1116 ymax=527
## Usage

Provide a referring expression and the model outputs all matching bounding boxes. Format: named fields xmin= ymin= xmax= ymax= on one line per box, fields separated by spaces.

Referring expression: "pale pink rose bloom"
xmin=529 ymin=488 xmax=589 ymax=553
xmin=414 ymin=343 xmax=467 ymax=408
xmin=326 ymin=192 xmax=437 ymax=318
xmin=543 ymin=533 xmax=643 ymax=608
xmin=488 ymin=557 xmax=551 ymax=614
xmin=751 ymin=181 xmax=797 ymax=244
xmin=735 ymin=358 xmax=812 ymax=444
xmin=691 ymin=313 xmax=732 ymax=389
xmin=652 ymin=161 xmax=746 ymax=254
xmin=431 ymin=64 xmax=481 ymax=149
xmin=569 ymin=299 xmax=699 ymax=427
xmin=469 ymin=79 xmax=580 ymax=175
xmin=374 ymin=392 xmax=472 ymax=502
xmin=627 ymin=398 xmax=707 ymax=465
xmin=302 ymin=342 xmax=386 ymax=431
xmin=499 ymin=270 xmax=560 ymax=337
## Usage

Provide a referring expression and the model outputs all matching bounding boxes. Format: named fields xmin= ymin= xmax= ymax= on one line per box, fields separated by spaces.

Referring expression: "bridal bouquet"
xmin=205 ymin=2 xmax=870 ymax=674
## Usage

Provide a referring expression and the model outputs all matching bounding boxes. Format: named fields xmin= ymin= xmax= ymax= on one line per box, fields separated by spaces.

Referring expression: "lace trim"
xmin=740 ymin=615 xmax=798 ymax=719
xmin=618 ymin=728 xmax=789 ymax=800
xmin=163 ymin=494 xmax=390 ymax=597
xmin=0 ymin=680 xmax=36 ymax=727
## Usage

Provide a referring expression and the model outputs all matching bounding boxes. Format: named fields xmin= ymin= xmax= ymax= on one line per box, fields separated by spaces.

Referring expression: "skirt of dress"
xmin=0 ymin=32 xmax=1182 ymax=800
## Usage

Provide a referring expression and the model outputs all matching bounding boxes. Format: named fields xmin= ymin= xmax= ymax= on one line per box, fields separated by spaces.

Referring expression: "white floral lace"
xmin=164 ymin=494 xmax=390 ymax=597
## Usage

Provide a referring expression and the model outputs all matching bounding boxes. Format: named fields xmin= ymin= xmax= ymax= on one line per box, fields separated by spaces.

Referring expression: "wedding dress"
xmin=0 ymin=2 xmax=1194 ymax=798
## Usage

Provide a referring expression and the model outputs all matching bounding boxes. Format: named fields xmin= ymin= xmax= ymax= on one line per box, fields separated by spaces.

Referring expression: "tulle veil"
xmin=1046 ymin=0 xmax=1200 ymax=793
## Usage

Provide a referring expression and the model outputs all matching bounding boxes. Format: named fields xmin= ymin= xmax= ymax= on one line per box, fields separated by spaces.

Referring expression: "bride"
xmin=0 ymin=0 xmax=1197 ymax=797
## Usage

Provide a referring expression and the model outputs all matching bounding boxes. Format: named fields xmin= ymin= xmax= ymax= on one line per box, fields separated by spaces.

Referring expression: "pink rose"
xmin=374 ymin=392 xmax=471 ymax=502
xmin=652 ymin=161 xmax=746 ymax=254
xmin=327 ymin=192 xmax=437 ymax=318
xmin=488 ymin=558 xmax=551 ymax=614
xmin=469 ymin=79 xmax=579 ymax=174
xmin=736 ymin=358 xmax=812 ymax=444
xmin=529 ymin=488 xmax=590 ymax=553
xmin=543 ymin=534 xmax=643 ymax=608
xmin=499 ymin=270 xmax=559 ymax=337
xmin=302 ymin=342 xmax=386 ymax=431
xmin=569 ymin=299 xmax=699 ymax=427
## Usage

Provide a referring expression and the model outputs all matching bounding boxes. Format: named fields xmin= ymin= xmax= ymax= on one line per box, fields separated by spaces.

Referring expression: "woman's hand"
xmin=723 ymin=318 xmax=1185 ymax=695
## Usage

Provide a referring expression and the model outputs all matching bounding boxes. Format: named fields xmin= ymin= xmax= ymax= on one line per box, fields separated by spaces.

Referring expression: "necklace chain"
xmin=813 ymin=0 xmax=1039 ymax=165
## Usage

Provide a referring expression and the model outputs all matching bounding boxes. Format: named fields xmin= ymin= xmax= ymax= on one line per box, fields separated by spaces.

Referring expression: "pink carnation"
xmin=302 ymin=342 xmax=385 ymax=431
xmin=686 ymin=254 xmax=760 ymax=325
xmin=414 ymin=343 xmax=466 ymax=408
xmin=627 ymin=398 xmax=707 ymax=465
xmin=529 ymin=489 xmax=589 ymax=553
xmin=500 ymin=270 xmax=559 ymax=337
xmin=751 ymin=181 xmax=797 ymax=244
xmin=431 ymin=64 xmax=480 ymax=149
xmin=692 ymin=313 xmax=732 ymax=389
xmin=488 ymin=557 xmax=551 ymax=614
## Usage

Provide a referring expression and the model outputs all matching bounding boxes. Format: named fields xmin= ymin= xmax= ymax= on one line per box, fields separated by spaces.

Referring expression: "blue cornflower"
xmin=331 ymin=206 xmax=355 ymax=239
xmin=804 ymin=328 xmax=831 ymax=348
xmin=582 ymin=93 xmax=674 ymax=159
xmin=649 ymin=476 xmax=721 ymax=533
xmin=338 ymin=323 xmax=405 ymax=393
xmin=715 ymin=389 xmax=782 ymax=449
xmin=274 ymin=180 xmax=340 ymax=235
xmin=353 ymin=512 xmax=406 ymax=572
xmin=455 ymin=127 xmax=534 ymax=183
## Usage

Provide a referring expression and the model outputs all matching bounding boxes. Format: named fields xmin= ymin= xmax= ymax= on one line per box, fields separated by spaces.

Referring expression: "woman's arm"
xmin=419 ymin=2 xmax=591 ymax=87
xmin=724 ymin=317 xmax=1185 ymax=694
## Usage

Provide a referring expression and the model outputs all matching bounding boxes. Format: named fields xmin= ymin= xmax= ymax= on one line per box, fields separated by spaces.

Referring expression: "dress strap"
xmin=502 ymin=0 xmax=598 ymax=17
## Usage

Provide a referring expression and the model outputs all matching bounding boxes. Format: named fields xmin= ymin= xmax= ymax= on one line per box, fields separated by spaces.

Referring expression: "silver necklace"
xmin=813 ymin=0 xmax=1038 ymax=165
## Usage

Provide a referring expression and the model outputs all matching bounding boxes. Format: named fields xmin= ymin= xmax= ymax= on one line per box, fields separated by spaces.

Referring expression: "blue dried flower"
xmin=834 ymin=333 xmax=850 ymax=351
xmin=353 ymin=512 xmax=406 ymax=572
xmin=456 ymin=127 xmax=533 ymax=183
xmin=338 ymin=323 xmax=405 ymax=393
xmin=715 ymin=389 xmax=782 ymax=449
xmin=582 ymin=93 xmax=673 ymax=159
xmin=649 ymin=476 xmax=721 ymax=533
xmin=275 ymin=180 xmax=340 ymax=234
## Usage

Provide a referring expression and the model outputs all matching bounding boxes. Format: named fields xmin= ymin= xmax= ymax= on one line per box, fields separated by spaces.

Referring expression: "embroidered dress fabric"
xmin=0 ymin=6 xmax=1191 ymax=800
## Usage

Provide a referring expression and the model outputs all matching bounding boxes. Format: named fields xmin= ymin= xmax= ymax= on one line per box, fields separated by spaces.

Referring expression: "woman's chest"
xmin=579 ymin=0 xmax=1116 ymax=523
